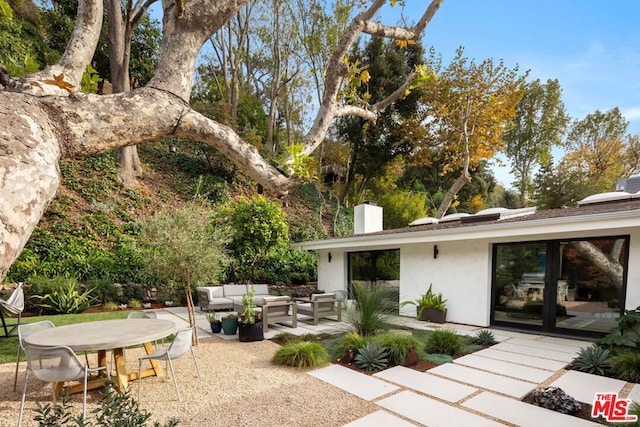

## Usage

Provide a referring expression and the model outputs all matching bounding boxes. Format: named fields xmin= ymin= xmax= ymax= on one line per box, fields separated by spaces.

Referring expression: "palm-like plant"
xmin=346 ymin=281 xmax=397 ymax=336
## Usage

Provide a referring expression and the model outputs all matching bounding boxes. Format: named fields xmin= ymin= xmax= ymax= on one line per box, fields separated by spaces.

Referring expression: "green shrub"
xmin=103 ymin=302 xmax=119 ymax=311
xmin=370 ymin=333 xmax=421 ymax=365
xmin=33 ymin=384 xmax=179 ymax=426
xmin=272 ymin=341 xmax=330 ymax=368
xmin=572 ymin=345 xmax=613 ymax=376
xmin=123 ymin=284 xmax=148 ymax=304
xmin=346 ymin=281 xmax=396 ymax=336
xmin=273 ymin=332 xmax=298 ymax=344
xmin=30 ymin=276 xmax=99 ymax=314
xmin=354 ymin=343 xmax=389 ymax=372
xmin=424 ymin=329 xmax=463 ymax=356
xmin=300 ymin=333 xmax=318 ymax=342
xmin=333 ymin=331 xmax=367 ymax=360
xmin=473 ymin=330 xmax=497 ymax=346
xmin=611 ymin=351 xmax=640 ymax=382
xmin=86 ymin=278 xmax=119 ymax=303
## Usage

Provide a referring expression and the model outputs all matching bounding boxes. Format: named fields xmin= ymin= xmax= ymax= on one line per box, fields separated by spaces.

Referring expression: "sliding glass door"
xmin=492 ymin=236 xmax=629 ymax=336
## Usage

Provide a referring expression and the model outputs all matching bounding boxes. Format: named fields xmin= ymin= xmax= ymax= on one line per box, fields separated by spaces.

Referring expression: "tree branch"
xmin=5 ymin=0 xmax=104 ymax=95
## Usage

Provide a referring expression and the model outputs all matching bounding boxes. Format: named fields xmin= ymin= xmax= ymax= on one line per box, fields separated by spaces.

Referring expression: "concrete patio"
xmin=163 ymin=306 xmax=640 ymax=426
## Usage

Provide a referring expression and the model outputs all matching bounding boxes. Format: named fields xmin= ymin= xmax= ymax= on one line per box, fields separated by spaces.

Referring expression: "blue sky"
xmin=378 ymin=0 xmax=640 ymax=187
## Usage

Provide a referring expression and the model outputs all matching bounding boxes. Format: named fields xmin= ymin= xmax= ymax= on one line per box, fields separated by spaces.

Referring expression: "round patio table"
xmin=24 ymin=318 xmax=177 ymax=393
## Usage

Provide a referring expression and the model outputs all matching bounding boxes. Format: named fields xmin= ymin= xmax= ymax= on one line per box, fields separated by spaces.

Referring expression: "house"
xmin=294 ymin=194 xmax=640 ymax=338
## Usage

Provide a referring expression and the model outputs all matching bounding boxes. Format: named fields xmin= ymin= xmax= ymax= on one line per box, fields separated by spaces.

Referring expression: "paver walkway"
xmin=161 ymin=307 xmax=639 ymax=426
xmin=305 ymin=322 xmax=638 ymax=426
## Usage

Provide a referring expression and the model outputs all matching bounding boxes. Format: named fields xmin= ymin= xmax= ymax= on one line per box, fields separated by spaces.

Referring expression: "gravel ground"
xmin=0 ymin=337 xmax=376 ymax=427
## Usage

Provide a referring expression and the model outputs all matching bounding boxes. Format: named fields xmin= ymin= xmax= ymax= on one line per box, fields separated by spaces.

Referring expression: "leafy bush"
xmin=473 ymin=330 xmax=497 ymax=346
xmin=333 ymin=331 xmax=367 ymax=360
xmin=599 ymin=306 xmax=640 ymax=349
xmin=611 ymin=351 xmax=640 ymax=383
xmin=272 ymin=341 xmax=330 ymax=368
xmin=532 ymin=386 xmax=581 ymax=414
xmin=273 ymin=332 xmax=298 ymax=344
xmin=424 ymin=329 xmax=463 ymax=356
xmin=123 ymin=284 xmax=148 ymax=304
xmin=30 ymin=276 xmax=98 ymax=314
xmin=572 ymin=345 xmax=613 ymax=376
xmin=346 ymin=281 xmax=396 ymax=336
xmin=354 ymin=343 xmax=389 ymax=372
xmin=33 ymin=384 xmax=179 ymax=426
xmin=300 ymin=333 xmax=318 ymax=342
xmin=370 ymin=332 xmax=421 ymax=365
xmin=86 ymin=278 xmax=119 ymax=303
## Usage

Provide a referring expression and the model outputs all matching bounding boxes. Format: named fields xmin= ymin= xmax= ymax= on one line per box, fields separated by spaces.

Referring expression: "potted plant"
xmin=401 ymin=283 xmax=447 ymax=324
xmin=221 ymin=313 xmax=238 ymax=335
xmin=238 ymin=285 xmax=264 ymax=342
xmin=206 ymin=313 xmax=222 ymax=333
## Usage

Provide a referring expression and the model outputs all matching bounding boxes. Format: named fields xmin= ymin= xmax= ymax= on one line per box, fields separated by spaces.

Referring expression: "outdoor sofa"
xmin=196 ymin=284 xmax=271 ymax=312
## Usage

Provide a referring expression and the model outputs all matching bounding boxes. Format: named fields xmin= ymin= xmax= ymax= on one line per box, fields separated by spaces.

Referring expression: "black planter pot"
xmin=238 ymin=321 xmax=264 ymax=342
xmin=419 ymin=308 xmax=447 ymax=324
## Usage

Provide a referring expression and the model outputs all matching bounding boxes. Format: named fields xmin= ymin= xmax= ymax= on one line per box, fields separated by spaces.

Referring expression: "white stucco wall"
xmin=400 ymin=240 xmax=492 ymax=327
xmin=316 ymin=249 xmax=347 ymax=294
xmin=309 ymin=210 xmax=640 ymax=329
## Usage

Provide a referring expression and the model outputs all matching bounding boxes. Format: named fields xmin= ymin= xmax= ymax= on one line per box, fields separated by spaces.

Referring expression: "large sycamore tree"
xmin=0 ymin=0 xmax=444 ymax=280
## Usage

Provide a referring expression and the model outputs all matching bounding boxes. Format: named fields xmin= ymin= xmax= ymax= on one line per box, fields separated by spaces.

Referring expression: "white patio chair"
xmin=127 ymin=311 xmax=158 ymax=319
xmin=127 ymin=310 xmax=163 ymax=348
xmin=14 ymin=321 xmax=56 ymax=392
xmin=18 ymin=345 xmax=111 ymax=426
xmin=137 ymin=327 xmax=201 ymax=402
xmin=0 ymin=282 xmax=24 ymax=338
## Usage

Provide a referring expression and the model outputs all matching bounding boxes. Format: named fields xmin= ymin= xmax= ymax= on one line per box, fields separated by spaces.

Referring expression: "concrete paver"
xmin=505 ymin=337 xmax=585 ymax=354
xmin=463 ymin=391 xmax=602 ymax=426
xmin=342 ymin=410 xmax=417 ymax=427
xmin=473 ymin=347 xmax=568 ymax=371
xmin=374 ymin=366 xmax=477 ymax=402
xmin=161 ymin=308 xmax=636 ymax=427
xmin=629 ymin=384 xmax=640 ymax=403
xmin=428 ymin=362 xmax=536 ymax=398
xmin=377 ymin=390 xmax=507 ymax=427
xmin=308 ymin=364 xmax=399 ymax=401
xmin=491 ymin=341 xmax=576 ymax=362
xmin=548 ymin=370 xmax=628 ymax=404
xmin=454 ymin=353 xmax=555 ymax=383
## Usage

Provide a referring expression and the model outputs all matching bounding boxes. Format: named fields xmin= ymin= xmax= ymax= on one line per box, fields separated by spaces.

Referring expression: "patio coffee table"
xmin=23 ymin=318 xmax=177 ymax=394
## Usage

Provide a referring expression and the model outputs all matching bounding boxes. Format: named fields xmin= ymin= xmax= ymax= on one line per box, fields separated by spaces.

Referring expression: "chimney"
xmin=354 ymin=201 xmax=383 ymax=234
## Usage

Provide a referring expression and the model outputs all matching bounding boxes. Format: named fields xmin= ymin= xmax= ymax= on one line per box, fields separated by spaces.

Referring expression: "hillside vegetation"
xmin=5 ymin=139 xmax=343 ymax=294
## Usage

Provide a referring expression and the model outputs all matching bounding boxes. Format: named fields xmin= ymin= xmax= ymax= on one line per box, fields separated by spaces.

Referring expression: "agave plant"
xmin=354 ymin=343 xmax=389 ymax=372
xmin=572 ymin=345 xmax=613 ymax=376
xmin=473 ymin=330 xmax=497 ymax=346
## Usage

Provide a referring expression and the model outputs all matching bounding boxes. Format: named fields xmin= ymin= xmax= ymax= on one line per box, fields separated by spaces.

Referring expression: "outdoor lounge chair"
xmin=0 ymin=282 xmax=24 ymax=338
xmin=261 ymin=296 xmax=297 ymax=332
xmin=18 ymin=345 xmax=111 ymax=426
xmin=137 ymin=327 xmax=201 ymax=402
xmin=295 ymin=293 xmax=341 ymax=325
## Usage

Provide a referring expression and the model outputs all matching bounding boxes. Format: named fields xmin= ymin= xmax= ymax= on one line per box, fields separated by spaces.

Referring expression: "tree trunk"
xmin=116 ymin=146 xmax=144 ymax=186
xmin=570 ymin=240 xmax=624 ymax=287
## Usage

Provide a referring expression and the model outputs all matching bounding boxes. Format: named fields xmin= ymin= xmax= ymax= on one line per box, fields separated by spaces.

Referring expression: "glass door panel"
xmin=493 ymin=242 xmax=547 ymax=327
xmin=554 ymin=238 xmax=626 ymax=334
